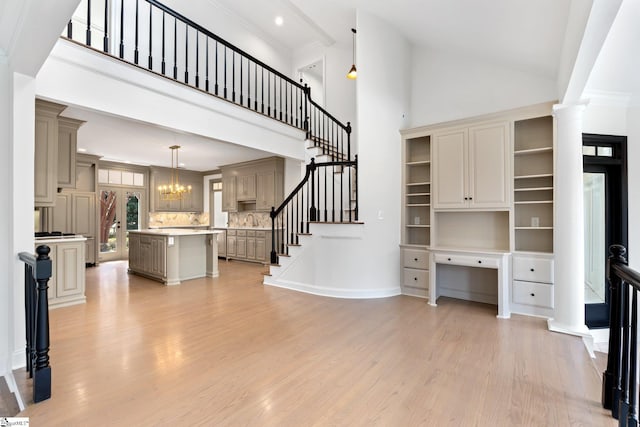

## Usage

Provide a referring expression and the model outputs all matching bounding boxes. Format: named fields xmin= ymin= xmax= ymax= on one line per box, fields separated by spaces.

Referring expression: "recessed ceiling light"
xmin=275 ymin=16 xmax=284 ymax=26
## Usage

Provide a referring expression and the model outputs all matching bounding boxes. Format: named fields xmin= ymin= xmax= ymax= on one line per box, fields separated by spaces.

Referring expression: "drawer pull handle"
xmin=414 ymin=277 xmax=418 ymax=281
xmin=530 ymin=293 xmax=535 ymax=297
xmin=414 ymin=258 xmax=418 ymax=261
xmin=530 ymin=268 xmax=535 ymax=272
xmin=478 ymin=260 xmax=482 ymax=264
xmin=447 ymin=258 xmax=451 ymax=261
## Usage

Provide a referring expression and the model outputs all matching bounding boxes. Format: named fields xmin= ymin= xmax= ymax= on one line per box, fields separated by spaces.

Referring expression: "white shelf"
xmin=514 ymin=187 xmax=553 ymax=192
xmin=514 ymin=200 xmax=553 ymax=205
xmin=407 ymin=192 xmax=430 ymax=196
xmin=407 ymin=181 xmax=430 ymax=186
xmin=514 ymin=147 xmax=553 ymax=155
xmin=406 ymin=160 xmax=431 ymax=166
xmin=407 ymin=203 xmax=430 ymax=207
xmin=515 ymin=226 xmax=553 ymax=230
xmin=514 ymin=173 xmax=553 ymax=180
xmin=406 ymin=224 xmax=430 ymax=228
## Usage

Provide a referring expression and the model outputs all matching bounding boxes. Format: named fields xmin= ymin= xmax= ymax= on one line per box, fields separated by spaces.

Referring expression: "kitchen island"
xmin=128 ymin=229 xmax=222 ymax=285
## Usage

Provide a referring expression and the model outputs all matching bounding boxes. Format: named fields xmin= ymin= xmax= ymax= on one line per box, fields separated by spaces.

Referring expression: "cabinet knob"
xmin=530 ymin=268 xmax=535 ymax=272
xmin=414 ymin=277 xmax=418 ymax=281
xmin=478 ymin=260 xmax=482 ymax=264
xmin=414 ymin=258 xmax=418 ymax=262
xmin=469 ymin=197 xmax=473 ymax=200
xmin=447 ymin=258 xmax=451 ymax=261
xmin=464 ymin=197 xmax=468 ymax=200
xmin=530 ymin=293 xmax=535 ymax=297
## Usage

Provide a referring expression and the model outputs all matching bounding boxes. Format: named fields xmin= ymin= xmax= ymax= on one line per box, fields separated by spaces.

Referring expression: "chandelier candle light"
xmin=158 ymin=145 xmax=192 ymax=201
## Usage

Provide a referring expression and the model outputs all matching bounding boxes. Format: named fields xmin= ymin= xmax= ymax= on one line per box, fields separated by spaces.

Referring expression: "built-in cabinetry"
xmin=221 ymin=157 xmax=284 ymax=212
xmin=400 ymin=135 xmax=431 ymax=297
xmin=225 ymin=228 xmax=271 ymax=263
xmin=400 ymin=103 xmax=555 ymax=319
xmin=34 ymin=100 xmax=67 ymax=207
xmin=57 ymin=117 xmax=84 ymax=189
xmin=35 ymin=237 xmax=86 ymax=308
xmin=213 ymin=228 xmax=227 ymax=259
xmin=432 ymin=122 xmax=510 ymax=209
xmin=149 ymin=167 xmax=204 ymax=212
xmin=128 ymin=232 xmax=167 ymax=280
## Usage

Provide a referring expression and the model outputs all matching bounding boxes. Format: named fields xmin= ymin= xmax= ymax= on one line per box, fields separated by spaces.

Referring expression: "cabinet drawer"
xmin=247 ymin=230 xmax=256 ymax=237
xmin=402 ymin=249 xmax=429 ymax=269
xmin=513 ymin=256 xmax=553 ymax=283
xmin=256 ymin=231 xmax=266 ymax=238
xmin=237 ymin=230 xmax=247 ymax=237
xmin=513 ymin=280 xmax=553 ymax=308
xmin=433 ymin=253 xmax=498 ymax=268
xmin=402 ymin=268 xmax=429 ymax=290
xmin=227 ymin=229 xmax=236 ymax=236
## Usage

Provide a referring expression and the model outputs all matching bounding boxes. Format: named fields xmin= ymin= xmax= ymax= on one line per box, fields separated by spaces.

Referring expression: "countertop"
xmin=35 ymin=235 xmax=88 ymax=244
xmin=130 ymin=229 xmax=223 ymax=236
xmin=211 ymin=226 xmax=273 ymax=231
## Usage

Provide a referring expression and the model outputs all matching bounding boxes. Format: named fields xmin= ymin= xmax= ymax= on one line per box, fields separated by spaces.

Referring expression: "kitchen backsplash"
xmin=149 ymin=212 xmax=209 ymax=227
xmin=228 ymin=212 xmax=270 ymax=228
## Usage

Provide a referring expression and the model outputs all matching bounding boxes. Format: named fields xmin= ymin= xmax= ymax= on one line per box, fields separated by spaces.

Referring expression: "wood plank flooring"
xmin=18 ymin=260 xmax=615 ymax=426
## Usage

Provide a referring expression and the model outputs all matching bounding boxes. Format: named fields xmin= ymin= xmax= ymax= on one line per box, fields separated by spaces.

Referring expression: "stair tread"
xmin=310 ymin=221 xmax=363 ymax=224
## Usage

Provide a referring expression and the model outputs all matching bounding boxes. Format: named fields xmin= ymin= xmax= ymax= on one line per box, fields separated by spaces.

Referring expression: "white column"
xmin=548 ymin=103 xmax=590 ymax=337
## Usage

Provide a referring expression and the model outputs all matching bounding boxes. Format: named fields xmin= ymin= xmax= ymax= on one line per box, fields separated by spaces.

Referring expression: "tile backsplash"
xmin=228 ymin=212 xmax=270 ymax=228
xmin=149 ymin=212 xmax=209 ymax=227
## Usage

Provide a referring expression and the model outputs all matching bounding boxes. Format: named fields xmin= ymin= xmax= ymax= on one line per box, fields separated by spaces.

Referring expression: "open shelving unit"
xmin=403 ymin=136 xmax=431 ymax=247
xmin=513 ymin=116 xmax=554 ymax=253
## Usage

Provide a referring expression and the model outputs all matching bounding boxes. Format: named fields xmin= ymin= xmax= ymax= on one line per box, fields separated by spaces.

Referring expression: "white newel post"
xmin=548 ymin=103 xmax=589 ymax=337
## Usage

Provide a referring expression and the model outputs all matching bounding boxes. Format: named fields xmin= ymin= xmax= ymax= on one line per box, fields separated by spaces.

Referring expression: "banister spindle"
xmin=224 ymin=45 xmax=227 ymax=98
xmin=86 ymin=0 xmax=92 ymax=46
xmin=232 ymin=51 xmax=236 ymax=102
xmin=173 ymin=18 xmax=177 ymax=79
xmin=285 ymin=81 xmax=288 ymax=123
xmin=215 ymin=41 xmax=219 ymax=95
xmin=246 ymin=59 xmax=250 ymax=107
xmin=148 ymin=4 xmax=153 ymax=69
xmin=240 ymin=56 xmax=243 ymax=105
xmin=267 ymin=70 xmax=271 ymax=116
xmin=161 ymin=12 xmax=166 ymax=74
xmin=134 ymin=0 xmax=139 ymax=64
xmin=67 ymin=20 xmax=73 ymax=39
xmin=184 ymin=25 xmax=189 ymax=83
xmin=119 ymin=0 xmax=125 ymax=58
xmin=254 ymin=63 xmax=258 ymax=111
xmin=103 ymin=0 xmax=109 ymax=52
xmin=629 ymin=290 xmax=638 ymax=425
xmin=195 ymin=31 xmax=200 ymax=88
xmin=279 ymin=78 xmax=283 ymax=121
xmin=205 ymin=38 xmax=209 ymax=92
xmin=261 ymin=68 xmax=265 ymax=113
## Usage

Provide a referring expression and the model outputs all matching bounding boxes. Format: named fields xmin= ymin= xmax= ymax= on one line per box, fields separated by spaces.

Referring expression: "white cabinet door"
xmin=433 ymin=129 xmax=467 ymax=209
xmin=468 ymin=122 xmax=510 ymax=208
xmin=72 ymin=192 xmax=96 ymax=237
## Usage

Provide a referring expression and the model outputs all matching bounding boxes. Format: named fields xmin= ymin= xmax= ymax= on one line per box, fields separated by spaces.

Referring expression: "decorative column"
xmin=548 ymin=102 xmax=590 ymax=337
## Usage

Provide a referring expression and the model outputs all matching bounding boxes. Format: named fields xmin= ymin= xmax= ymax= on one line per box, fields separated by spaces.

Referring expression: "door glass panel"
xmin=584 ymin=173 xmax=606 ymax=304
xmin=125 ymin=191 xmax=142 ymax=249
xmin=100 ymin=190 xmax=118 ymax=254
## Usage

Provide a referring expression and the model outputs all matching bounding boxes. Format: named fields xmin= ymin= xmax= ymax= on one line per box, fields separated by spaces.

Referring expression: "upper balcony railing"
xmin=64 ymin=0 xmax=352 ymax=161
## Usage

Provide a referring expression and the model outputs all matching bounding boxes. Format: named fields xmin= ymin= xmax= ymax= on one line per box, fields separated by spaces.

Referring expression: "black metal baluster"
xmin=267 ymin=71 xmax=271 ymax=116
xmin=296 ymin=193 xmax=299 ymax=245
xmin=270 ymin=207 xmax=277 ymax=264
xmin=195 ymin=31 xmax=200 ymax=87
xmin=324 ymin=165 xmax=327 ymax=221
xmin=103 ymin=0 xmax=109 ymax=52
xmin=279 ymin=213 xmax=285 ymax=255
xmin=223 ymin=45 xmax=227 ymax=98
xmin=286 ymin=205 xmax=290 ymax=252
xmin=67 ymin=20 xmax=73 ymax=39
xmin=296 ymin=86 xmax=300 ymax=127
xmin=621 ymin=284 xmax=631 ymax=422
xmin=240 ymin=56 xmax=243 ymax=105
xmin=254 ymin=63 xmax=258 ymax=111
xmin=285 ymin=82 xmax=288 ymax=123
xmin=261 ymin=67 xmax=265 ymax=113
xmin=279 ymin=78 xmax=283 ymax=121
xmin=232 ymin=51 xmax=235 ymax=102
xmin=629 ymin=290 xmax=638 ymax=425
xmin=205 ymin=38 xmax=209 ymax=92
xmin=246 ymin=59 xmax=250 ymax=107
xmin=173 ymin=18 xmax=177 ymax=79
xmin=134 ymin=0 xmax=139 ymax=64
xmin=184 ymin=25 xmax=189 ymax=83
xmin=161 ymin=12 xmax=166 ymax=74
xmin=148 ymin=4 xmax=153 ymax=69
xmin=354 ymin=155 xmax=358 ymax=220
xmin=86 ymin=0 xmax=92 ymax=46
xmin=119 ymin=0 xmax=124 ymax=58
xmin=309 ymin=159 xmax=316 ymax=223
xmin=214 ymin=42 xmax=218 ymax=95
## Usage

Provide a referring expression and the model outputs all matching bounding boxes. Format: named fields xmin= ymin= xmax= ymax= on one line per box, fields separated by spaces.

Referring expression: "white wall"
xmin=284 ymin=157 xmax=304 ymax=196
xmin=409 ymin=47 xmax=558 ymax=127
xmin=582 ymin=101 xmax=627 ymax=135
xmin=0 ymin=58 xmax=10 ymax=378
xmin=627 ymin=106 xmax=640 ymax=270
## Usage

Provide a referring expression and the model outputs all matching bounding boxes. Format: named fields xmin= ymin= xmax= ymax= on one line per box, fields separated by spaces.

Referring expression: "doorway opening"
xmin=583 ymin=134 xmax=628 ymax=329
xmin=99 ymin=187 xmax=144 ymax=261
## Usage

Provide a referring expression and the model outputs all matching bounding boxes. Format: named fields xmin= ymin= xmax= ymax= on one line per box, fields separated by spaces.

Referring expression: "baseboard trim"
xmin=12 ymin=349 xmax=25 ymax=371
xmin=3 ymin=371 xmax=25 ymax=412
xmin=263 ymin=278 xmax=401 ymax=299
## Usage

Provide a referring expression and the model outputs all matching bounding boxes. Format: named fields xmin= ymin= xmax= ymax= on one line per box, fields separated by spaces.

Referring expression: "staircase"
xmin=65 ymin=0 xmax=360 ymax=291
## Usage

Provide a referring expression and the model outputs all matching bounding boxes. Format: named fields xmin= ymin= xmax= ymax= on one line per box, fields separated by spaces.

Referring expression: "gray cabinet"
xmin=236 ymin=230 xmax=247 ymax=258
xmin=34 ymin=100 xmax=66 ymax=207
xmin=150 ymin=167 xmax=204 ymax=212
xmin=52 ymin=191 xmax=97 ymax=265
xmin=225 ymin=228 xmax=271 ymax=263
xmin=57 ymin=117 xmax=84 ymax=189
xmin=52 ymin=192 xmax=72 ymax=233
xmin=128 ymin=233 xmax=167 ymax=280
xmin=214 ymin=228 xmax=227 ymax=258
xmin=221 ymin=157 xmax=284 ymax=212
xmin=226 ymin=230 xmax=237 ymax=257
xmin=38 ymin=239 xmax=86 ymax=308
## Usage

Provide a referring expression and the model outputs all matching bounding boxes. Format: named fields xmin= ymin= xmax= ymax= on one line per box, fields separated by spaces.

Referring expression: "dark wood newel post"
xmin=603 ymin=244 xmax=626 ymax=416
xmin=33 ymin=245 xmax=52 ymax=403
xmin=309 ymin=159 xmax=316 ymax=222
xmin=270 ymin=207 xmax=277 ymax=264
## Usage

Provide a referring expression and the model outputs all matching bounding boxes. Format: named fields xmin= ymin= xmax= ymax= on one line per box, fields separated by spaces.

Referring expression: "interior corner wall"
xmin=409 ymin=47 xmax=558 ymax=127
xmin=341 ymin=10 xmax=410 ymax=294
xmin=626 ymin=106 xmax=640 ymax=270
xmin=0 ymin=59 xmax=11 ymax=377
xmin=582 ymin=103 xmax=627 ymax=135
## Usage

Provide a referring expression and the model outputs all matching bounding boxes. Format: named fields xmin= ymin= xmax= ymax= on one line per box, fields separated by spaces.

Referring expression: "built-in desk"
xmin=429 ymin=247 xmax=511 ymax=319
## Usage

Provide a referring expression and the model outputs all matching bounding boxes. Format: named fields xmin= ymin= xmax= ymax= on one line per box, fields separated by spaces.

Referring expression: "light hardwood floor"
xmin=17 ymin=260 xmax=615 ymax=426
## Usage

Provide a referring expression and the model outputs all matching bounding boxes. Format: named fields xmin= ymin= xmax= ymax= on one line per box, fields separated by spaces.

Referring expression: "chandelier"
xmin=158 ymin=145 xmax=192 ymax=201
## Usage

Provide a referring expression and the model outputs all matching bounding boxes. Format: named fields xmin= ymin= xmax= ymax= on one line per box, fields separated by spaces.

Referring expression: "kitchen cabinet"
xmin=52 ymin=191 xmax=97 ymax=265
xmin=128 ymin=232 xmax=167 ymax=280
xmin=400 ymin=247 xmax=429 ymax=298
xmin=221 ymin=157 xmax=284 ymax=212
xmin=237 ymin=174 xmax=256 ymax=201
xmin=432 ymin=122 xmax=510 ymax=209
xmin=224 ymin=228 xmax=272 ymax=263
xmin=226 ymin=230 xmax=237 ymax=257
xmin=57 ymin=117 xmax=84 ymax=189
xmin=213 ymin=228 xmax=227 ymax=259
xmin=52 ymin=193 xmax=72 ymax=233
xmin=35 ymin=237 xmax=86 ymax=308
xmin=511 ymin=253 xmax=554 ymax=316
xmin=34 ymin=100 xmax=67 ymax=207
xmin=150 ymin=167 xmax=204 ymax=212
xmin=236 ymin=230 xmax=247 ymax=258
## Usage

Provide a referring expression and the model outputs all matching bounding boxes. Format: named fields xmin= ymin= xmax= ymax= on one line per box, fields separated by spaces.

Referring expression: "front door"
xmin=583 ymin=135 xmax=627 ymax=329
xmin=99 ymin=187 xmax=143 ymax=261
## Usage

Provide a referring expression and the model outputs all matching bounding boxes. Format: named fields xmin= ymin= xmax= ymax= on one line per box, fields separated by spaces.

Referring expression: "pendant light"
xmin=347 ymin=28 xmax=357 ymax=79
xmin=158 ymin=145 xmax=192 ymax=201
